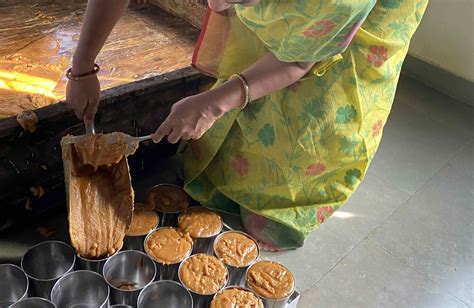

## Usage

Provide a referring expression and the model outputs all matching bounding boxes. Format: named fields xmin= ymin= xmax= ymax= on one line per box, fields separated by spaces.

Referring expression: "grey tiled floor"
xmin=266 ymin=76 xmax=474 ymax=307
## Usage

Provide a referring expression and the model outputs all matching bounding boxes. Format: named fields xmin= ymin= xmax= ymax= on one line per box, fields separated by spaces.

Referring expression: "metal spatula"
xmin=105 ymin=133 xmax=153 ymax=145
xmin=85 ymin=120 xmax=152 ymax=145
xmin=85 ymin=120 xmax=96 ymax=135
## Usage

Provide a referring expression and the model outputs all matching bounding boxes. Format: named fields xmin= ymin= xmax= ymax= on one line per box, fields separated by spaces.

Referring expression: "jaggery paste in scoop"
xmin=179 ymin=254 xmax=227 ymax=295
xmin=215 ymin=232 xmax=258 ymax=267
xmin=247 ymin=261 xmax=295 ymax=300
xmin=211 ymin=288 xmax=264 ymax=308
xmin=145 ymin=227 xmax=193 ymax=264
xmin=61 ymin=133 xmax=138 ymax=259
xmin=126 ymin=207 xmax=159 ymax=236
xmin=178 ymin=207 xmax=222 ymax=238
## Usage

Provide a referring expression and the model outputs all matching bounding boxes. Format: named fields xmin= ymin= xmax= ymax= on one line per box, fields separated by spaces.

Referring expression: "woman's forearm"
xmin=208 ymin=0 xmax=232 ymax=12
xmin=72 ymin=0 xmax=130 ymax=74
xmin=242 ymin=52 xmax=314 ymax=100
xmin=210 ymin=52 xmax=315 ymax=113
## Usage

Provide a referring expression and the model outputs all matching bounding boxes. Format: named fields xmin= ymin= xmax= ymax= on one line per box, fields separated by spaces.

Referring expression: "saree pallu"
xmin=181 ymin=0 xmax=429 ymax=250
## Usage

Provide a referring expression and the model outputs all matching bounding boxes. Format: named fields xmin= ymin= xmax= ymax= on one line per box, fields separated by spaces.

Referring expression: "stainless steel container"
xmin=146 ymin=184 xmax=190 ymax=227
xmin=123 ymin=229 xmax=157 ymax=253
xmin=213 ymin=231 xmax=260 ymax=286
xmin=103 ymin=250 xmax=156 ymax=306
xmin=210 ymin=286 xmax=263 ymax=307
xmin=0 ymin=264 xmax=28 ymax=308
xmin=76 ymin=252 xmax=114 ymax=274
xmin=10 ymin=297 xmax=56 ymax=308
xmin=178 ymin=254 xmax=229 ymax=308
xmin=179 ymin=208 xmax=223 ymax=255
xmin=21 ymin=241 xmax=76 ymax=299
xmin=123 ymin=209 xmax=159 ymax=252
xmin=110 ymin=305 xmax=133 ymax=308
xmin=192 ymin=232 xmax=221 ymax=255
xmin=137 ymin=280 xmax=193 ymax=308
xmin=51 ymin=270 xmax=109 ymax=308
xmin=123 ymin=234 xmax=146 ymax=252
xmin=245 ymin=261 xmax=295 ymax=308
xmin=144 ymin=227 xmax=193 ymax=281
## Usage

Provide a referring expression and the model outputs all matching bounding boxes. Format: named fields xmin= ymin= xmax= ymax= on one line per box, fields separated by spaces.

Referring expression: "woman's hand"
xmin=65 ymin=0 xmax=129 ymax=123
xmin=152 ymin=94 xmax=227 ymax=144
xmin=65 ymin=75 xmax=100 ymax=123
xmin=152 ymin=79 xmax=245 ymax=144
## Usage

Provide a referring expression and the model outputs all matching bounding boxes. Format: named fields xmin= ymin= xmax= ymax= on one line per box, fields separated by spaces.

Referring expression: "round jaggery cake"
xmin=178 ymin=207 xmax=222 ymax=238
xmin=247 ymin=261 xmax=295 ymax=300
xmin=214 ymin=231 xmax=258 ymax=267
xmin=126 ymin=207 xmax=159 ymax=236
xmin=211 ymin=287 xmax=263 ymax=308
xmin=146 ymin=184 xmax=189 ymax=213
xmin=145 ymin=227 xmax=193 ymax=265
xmin=179 ymin=254 xmax=228 ymax=295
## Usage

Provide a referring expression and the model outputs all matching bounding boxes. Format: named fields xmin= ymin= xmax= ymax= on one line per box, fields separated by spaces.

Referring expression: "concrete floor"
xmin=263 ymin=75 xmax=473 ymax=307
xmin=0 ymin=75 xmax=472 ymax=307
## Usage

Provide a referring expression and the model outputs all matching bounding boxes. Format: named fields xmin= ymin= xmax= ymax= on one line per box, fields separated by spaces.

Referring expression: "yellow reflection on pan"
xmin=0 ymin=70 xmax=57 ymax=99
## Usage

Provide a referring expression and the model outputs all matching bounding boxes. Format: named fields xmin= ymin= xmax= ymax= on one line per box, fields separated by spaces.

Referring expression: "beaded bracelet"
xmin=66 ymin=64 xmax=100 ymax=81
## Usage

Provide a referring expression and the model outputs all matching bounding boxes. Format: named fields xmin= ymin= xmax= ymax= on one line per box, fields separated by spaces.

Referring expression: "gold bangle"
xmin=66 ymin=64 xmax=100 ymax=81
xmin=230 ymin=73 xmax=251 ymax=109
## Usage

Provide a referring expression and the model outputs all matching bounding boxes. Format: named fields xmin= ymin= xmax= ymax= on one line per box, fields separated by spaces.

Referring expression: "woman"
xmin=67 ymin=0 xmax=428 ymax=250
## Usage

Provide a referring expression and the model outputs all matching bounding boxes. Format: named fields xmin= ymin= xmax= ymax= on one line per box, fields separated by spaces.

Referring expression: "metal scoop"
xmin=105 ymin=133 xmax=153 ymax=145
xmin=85 ymin=120 xmax=96 ymax=135
xmin=84 ymin=119 xmax=152 ymax=145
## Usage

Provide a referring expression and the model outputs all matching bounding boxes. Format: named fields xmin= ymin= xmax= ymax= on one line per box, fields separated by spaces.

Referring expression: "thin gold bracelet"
xmin=230 ymin=73 xmax=251 ymax=109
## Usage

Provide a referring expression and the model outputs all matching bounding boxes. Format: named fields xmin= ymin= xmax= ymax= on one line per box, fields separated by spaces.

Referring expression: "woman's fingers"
xmin=151 ymin=93 xmax=221 ymax=144
xmin=181 ymin=132 xmax=192 ymax=141
xmin=67 ymin=90 xmax=89 ymax=120
xmin=65 ymin=76 xmax=101 ymax=121
xmin=167 ymin=129 xmax=182 ymax=144
xmin=152 ymin=121 xmax=173 ymax=143
xmin=74 ymin=101 xmax=85 ymax=120
xmin=83 ymin=96 xmax=99 ymax=123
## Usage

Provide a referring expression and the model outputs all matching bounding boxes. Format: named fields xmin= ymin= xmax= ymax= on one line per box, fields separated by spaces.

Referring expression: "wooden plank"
xmin=148 ymin=0 xmax=207 ymax=29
